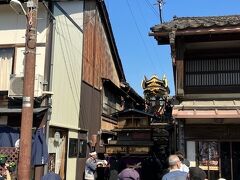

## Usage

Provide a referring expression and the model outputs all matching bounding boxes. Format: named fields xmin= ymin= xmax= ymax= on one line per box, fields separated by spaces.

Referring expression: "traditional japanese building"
xmin=0 ymin=0 xmax=139 ymax=179
xmin=105 ymin=75 xmax=174 ymax=179
xmin=151 ymin=15 xmax=240 ymax=179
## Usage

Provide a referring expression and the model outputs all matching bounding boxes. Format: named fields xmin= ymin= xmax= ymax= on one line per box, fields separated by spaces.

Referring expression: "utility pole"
xmin=157 ymin=0 xmax=164 ymax=24
xmin=17 ymin=0 xmax=38 ymax=179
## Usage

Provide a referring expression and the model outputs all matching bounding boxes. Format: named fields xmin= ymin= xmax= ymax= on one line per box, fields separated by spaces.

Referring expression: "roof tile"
xmin=151 ymin=15 xmax=240 ymax=32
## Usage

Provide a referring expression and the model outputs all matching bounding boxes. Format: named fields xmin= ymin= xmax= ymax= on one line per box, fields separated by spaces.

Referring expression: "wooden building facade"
xmin=151 ymin=15 xmax=240 ymax=180
xmin=78 ymin=1 xmax=145 ymax=179
xmin=0 ymin=0 xmax=144 ymax=179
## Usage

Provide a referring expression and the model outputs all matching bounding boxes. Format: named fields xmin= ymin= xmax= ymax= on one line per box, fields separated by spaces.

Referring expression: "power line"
xmin=144 ymin=0 xmax=159 ymax=17
xmin=134 ymin=0 xmax=163 ymax=72
xmin=125 ymin=0 xmax=158 ymax=72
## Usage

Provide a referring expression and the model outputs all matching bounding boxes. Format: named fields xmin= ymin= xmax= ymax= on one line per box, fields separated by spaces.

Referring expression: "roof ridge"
xmin=173 ymin=14 xmax=240 ymax=20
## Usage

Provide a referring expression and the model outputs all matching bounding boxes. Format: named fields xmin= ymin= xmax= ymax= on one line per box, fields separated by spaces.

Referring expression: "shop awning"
xmin=173 ymin=100 xmax=240 ymax=118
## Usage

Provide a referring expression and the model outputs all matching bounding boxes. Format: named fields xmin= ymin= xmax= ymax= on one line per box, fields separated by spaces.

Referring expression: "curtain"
xmin=0 ymin=48 xmax=14 ymax=91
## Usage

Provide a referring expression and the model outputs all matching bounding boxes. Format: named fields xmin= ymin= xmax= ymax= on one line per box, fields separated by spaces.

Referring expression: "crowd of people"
xmin=84 ymin=151 xmax=227 ymax=180
xmin=0 ymin=162 xmax=62 ymax=180
xmin=0 ymin=150 xmax=227 ymax=180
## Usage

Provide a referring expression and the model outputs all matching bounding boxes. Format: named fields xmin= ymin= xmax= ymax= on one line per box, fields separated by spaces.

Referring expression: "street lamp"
xmin=10 ymin=0 xmax=38 ymax=179
xmin=10 ymin=0 xmax=26 ymax=15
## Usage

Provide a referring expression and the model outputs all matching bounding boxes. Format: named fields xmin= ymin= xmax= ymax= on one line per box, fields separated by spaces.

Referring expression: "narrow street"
xmin=0 ymin=0 xmax=240 ymax=180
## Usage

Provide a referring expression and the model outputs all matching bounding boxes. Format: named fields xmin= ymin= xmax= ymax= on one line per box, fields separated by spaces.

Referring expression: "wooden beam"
xmin=176 ymin=59 xmax=184 ymax=96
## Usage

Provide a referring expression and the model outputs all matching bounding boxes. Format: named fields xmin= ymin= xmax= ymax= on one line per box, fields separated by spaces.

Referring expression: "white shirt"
xmin=180 ymin=163 xmax=189 ymax=173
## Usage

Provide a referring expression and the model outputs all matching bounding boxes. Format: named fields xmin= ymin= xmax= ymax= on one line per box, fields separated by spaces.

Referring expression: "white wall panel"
xmin=58 ymin=1 xmax=84 ymax=28
xmin=15 ymin=47 xmax=46 ymax=76
xmin=0 ymin=4 xmax=47 ymax=45
xmin=187 ymin=141 xmax=196 ymax=167
xmin=51 ymin=1 xmax=84 ymax=129
xmin=66 ymin=130 xmax=78 ymax=180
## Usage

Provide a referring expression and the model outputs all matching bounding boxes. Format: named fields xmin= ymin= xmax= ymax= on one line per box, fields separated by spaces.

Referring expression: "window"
xmin=68 ymin=138 xmax=87 ymax=158
xmin=187 ymin=141 xmax=220 ymax=180
xmin=198 ymin=141 xmax=219 ymax=171
xmin=68 ymin=138 xmax=78 ymax=158
xmin=185 ymin=57 xmax=240 ymax=87
xmin=0 ymin=48 xmax=14 ymax=91
xmin=103 ymin=86 xmax=121 ymax=115
xmin=78 ymin=139 xmax=87 ymax=158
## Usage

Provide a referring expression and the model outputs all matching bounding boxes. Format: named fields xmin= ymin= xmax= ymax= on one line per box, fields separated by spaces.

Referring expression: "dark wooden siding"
xmin=77 ymin=82 xmax=101 ymax=179
xmin=78 ymin=1 xmax=123 ymax=178
xmin=82 ymin=0 xmax=119 ymax=90
xmin=185 ymin=125 xmax=240 ymax=140
xmin=75 ymin=132 xmax=88 ymax=180
xmin=80 ymin=82 xmax=101 ymax=133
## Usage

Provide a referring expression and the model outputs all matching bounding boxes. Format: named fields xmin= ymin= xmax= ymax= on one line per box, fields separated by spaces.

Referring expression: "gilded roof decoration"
xmin=142 ymin=75 xmax=170 ymax=97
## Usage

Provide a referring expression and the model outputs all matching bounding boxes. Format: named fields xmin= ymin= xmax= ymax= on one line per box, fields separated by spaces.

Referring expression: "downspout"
xmin=43 ymin=1 xmax=56 ymax=175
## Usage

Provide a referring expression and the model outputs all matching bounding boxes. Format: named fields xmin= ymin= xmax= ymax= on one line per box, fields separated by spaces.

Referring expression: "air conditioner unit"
xmin=8 ymin=74 xmax=44 ymax=97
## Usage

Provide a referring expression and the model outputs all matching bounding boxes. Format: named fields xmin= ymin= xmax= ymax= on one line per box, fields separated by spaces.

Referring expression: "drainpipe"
xmin=42 ymin=1 xmax=56 ymax=175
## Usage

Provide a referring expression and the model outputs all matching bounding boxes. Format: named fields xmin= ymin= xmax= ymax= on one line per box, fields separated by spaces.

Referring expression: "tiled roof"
xmin=151 ymin=15 xmax=240 ymax=32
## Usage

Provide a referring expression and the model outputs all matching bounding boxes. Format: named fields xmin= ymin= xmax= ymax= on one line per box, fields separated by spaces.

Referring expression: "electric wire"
xmin=125 ymin=0 xmax=158 ymax=72
xmin=134 ymin=0 xmax=163 ymax=74
xmin=143 ymin=0 xmax=159 ymax=17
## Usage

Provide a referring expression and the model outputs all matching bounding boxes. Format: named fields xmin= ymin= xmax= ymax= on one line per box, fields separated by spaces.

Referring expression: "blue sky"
xmin=105 ymin=0 xmax=240 ymax=96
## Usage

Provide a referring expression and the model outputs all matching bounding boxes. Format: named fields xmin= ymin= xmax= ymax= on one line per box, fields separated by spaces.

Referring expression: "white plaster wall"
xmin=187 ymin=141 xmax=196 ymax=167
xmin=0 ymin=4 xmax=47 ymax=45
xmin=51 ymin=1 xmax=84 ymax=130
xmin=15 ymin=47 xmax=46 ymax=76
xmin=66 ymin=130 xmax=79 ymax=180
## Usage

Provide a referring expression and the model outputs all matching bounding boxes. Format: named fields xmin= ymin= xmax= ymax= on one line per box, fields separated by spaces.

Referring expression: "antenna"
xmin=157 ymin=0 xmax=165 ymax=24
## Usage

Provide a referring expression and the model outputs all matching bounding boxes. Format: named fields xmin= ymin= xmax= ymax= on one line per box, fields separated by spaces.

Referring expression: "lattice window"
xmin=185 ymin=57 xmax=240 ymax=87
xmin=0 ymin=147 xmax=19 ymax=179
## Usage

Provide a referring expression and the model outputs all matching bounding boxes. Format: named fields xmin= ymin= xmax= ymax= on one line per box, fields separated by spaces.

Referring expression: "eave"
xmin=173 ymin=109 xmax=240 ymax=119
xmin=149 ymin=26 xmax=240 ymax=44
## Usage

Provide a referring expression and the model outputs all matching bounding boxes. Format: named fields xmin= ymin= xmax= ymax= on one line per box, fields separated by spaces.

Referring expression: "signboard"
xmin=128 ymin=146 xmax=150 ymax=154
xmin=106 ymin=146 xmax=150 ymax=154
xmin=106 ymin=146 xmax=127 ymax=154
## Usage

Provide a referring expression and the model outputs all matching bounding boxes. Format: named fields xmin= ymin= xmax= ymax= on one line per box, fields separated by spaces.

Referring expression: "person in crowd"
xmin=141 ymin=154 xmax=162 ymax=180
xmin=108 ymin=155 xmax=122 ymax=180
xmin=96 ymin=154 xmax=108 ymax=180
xmin=162 ymin=155 xmax=188 ymax=180
xmin=175 ymin=151 xmax=190 ymax=173
xmin=85 ymin=151 xmax=99 ymax=180
xmin=41 ymin=172 xmax=61 ymax=180
xmin=188 ymin=167 xmax=207 ymax=180
xmin=118 ymin=161 xmax=140 ymax=180
xmin=0 ymin=163 xmax=11 ymax=180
